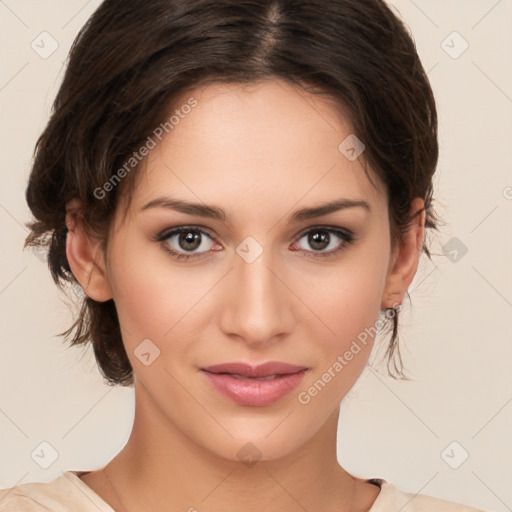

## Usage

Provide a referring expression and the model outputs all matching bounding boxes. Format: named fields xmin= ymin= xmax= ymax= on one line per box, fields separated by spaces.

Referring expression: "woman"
xmin=0 ymin=0 xmax=489 ymax=510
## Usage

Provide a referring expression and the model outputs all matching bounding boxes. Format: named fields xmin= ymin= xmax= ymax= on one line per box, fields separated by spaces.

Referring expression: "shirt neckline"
xmin=66 ymin=470 xmax=389 ymax=511
xmin=65 ymin=471 xmax=116 ymax=511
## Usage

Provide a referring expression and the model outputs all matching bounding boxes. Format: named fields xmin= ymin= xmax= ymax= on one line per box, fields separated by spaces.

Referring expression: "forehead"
xmin=122 ymin=80 xmax=386 ymax=225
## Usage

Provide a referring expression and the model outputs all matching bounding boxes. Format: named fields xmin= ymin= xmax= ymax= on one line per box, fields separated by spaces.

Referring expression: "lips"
xmin=200 ymin=361 xmax=308 ymax=406
xmin=202 ymin=361 xmax=307 ymax=378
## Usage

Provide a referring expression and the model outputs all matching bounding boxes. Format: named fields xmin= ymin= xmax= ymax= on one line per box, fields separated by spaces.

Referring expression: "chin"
xmin=195 ymin=419 xmax=315 ymax=465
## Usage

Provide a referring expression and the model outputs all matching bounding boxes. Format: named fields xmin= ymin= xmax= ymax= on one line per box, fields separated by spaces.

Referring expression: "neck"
xmin=102 ymin=382 xmax=371 ymax=512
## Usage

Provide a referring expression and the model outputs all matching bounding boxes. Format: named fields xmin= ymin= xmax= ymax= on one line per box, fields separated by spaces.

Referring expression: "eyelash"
xmin=153 ymin=225 xmax=356 ymax=261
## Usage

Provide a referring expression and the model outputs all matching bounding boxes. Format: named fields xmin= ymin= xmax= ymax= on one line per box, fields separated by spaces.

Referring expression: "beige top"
xmin=0 ymin=471 xmax=488 ymax=512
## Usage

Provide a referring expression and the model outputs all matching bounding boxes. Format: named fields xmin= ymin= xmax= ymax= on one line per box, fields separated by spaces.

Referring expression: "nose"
xmin=218 ymin=245 xmax=295 ymax=348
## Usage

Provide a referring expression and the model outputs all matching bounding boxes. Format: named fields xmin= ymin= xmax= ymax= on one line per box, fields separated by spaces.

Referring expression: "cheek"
xmin=294 ymin=245 xmax=389 ymax=403
xmin=299 ymin=255 xmax=387 ymax=346
xmin=295 ymin=271 xmax=384 ymax=410
xmin=106 ymin=239 xmax=223 ymax=377
xmin=107 ymin=242 xmax=188 ymax=346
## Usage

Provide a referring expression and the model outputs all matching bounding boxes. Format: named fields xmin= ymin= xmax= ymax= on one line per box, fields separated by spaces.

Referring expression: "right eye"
xmin=154 ymin=226 xmax=220 ymax=260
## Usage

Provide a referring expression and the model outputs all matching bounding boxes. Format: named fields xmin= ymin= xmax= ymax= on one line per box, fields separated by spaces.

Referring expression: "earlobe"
xmin=381 ymin=198 xmax=426 ymax=310
xmin=65 ymin=199 xmax=113 ymax=302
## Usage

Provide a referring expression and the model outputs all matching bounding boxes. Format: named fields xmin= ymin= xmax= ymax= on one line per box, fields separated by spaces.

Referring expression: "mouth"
xmin=200 ymin=361 xmax=308 ymax=406
xmin=202 ymin=361 xmax=308 ymax=378
xmin=224 ymin=373 xmax=288 ymax=381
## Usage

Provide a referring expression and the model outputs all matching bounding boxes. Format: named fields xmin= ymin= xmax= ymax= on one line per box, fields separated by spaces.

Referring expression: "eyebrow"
xmin=140 ymin=197 xmax=371 ymax=222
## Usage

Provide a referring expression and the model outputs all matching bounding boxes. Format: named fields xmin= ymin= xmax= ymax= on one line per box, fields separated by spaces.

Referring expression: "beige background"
xmin=0 ymin=1 xmax=511 ymax=510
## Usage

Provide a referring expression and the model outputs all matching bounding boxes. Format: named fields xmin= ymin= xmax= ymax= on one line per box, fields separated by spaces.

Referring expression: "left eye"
xmin=292 ymin=227 xmax=354 ymax=258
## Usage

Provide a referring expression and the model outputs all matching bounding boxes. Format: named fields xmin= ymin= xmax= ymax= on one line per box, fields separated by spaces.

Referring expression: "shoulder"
xmin=371 ymin=480 xmax=490 ymax=512
xmin=0 ymin=471 xmax=114 ymax=512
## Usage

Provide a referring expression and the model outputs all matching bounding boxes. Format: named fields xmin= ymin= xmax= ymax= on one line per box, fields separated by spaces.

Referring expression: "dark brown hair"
xmin=24 ymin=0 xmax=439 ymax=386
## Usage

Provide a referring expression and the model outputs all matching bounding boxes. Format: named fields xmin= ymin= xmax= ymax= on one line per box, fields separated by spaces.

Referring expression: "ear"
xmin=65 ymin=199 xmax=113 ymax=302
xmin=381 ymin=197 xmax=426 ymax=309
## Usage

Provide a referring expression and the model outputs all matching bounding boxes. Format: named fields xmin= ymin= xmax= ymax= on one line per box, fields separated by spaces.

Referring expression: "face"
xmin=85 ymin=80 xmax=402 ymax=461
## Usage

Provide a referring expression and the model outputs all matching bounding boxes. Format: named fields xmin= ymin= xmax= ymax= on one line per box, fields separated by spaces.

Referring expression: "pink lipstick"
xmin=201 ymin=361 xmax=308 ymax=407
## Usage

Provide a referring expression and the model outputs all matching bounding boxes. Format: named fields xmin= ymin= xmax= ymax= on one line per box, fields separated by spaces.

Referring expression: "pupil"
xmin=180 ymin=231 xmax=200 ymax=250
xmin=310 ymin=231 xmax=329 ymax=250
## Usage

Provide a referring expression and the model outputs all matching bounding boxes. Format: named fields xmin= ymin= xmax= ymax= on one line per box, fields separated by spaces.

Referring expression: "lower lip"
xmin=201 ymin=369 xmax=307 ymax=407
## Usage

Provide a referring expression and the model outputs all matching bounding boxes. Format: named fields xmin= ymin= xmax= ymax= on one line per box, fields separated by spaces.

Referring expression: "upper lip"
xmin=201 ymin=362 xmax=308 ymax=378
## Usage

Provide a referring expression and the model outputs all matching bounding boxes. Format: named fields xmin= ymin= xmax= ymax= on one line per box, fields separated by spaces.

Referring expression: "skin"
xmin=65 ymin=79 xmax=425 ymax=512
